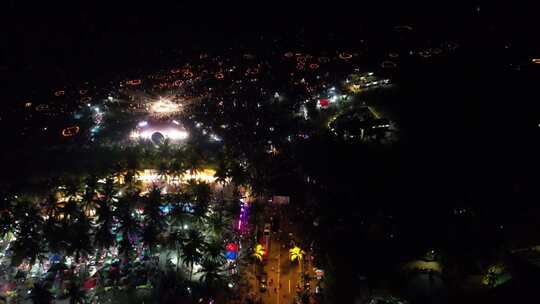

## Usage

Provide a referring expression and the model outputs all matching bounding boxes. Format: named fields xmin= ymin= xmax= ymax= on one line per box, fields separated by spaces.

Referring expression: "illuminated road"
xmin=247 ymin=217 xmax=303 ymax=304
xmin=249 ymin=237 xmax=301 ymax=304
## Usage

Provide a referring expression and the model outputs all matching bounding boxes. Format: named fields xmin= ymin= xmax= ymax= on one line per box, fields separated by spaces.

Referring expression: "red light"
xmin=319 ymin=99 xmax=329 ymax=107
xmin=226 ymin=243 xmax=238 ymax=252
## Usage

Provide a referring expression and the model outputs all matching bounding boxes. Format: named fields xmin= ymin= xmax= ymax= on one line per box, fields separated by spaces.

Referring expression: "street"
xmin=245 ymin=205 xmax=318 ymax=304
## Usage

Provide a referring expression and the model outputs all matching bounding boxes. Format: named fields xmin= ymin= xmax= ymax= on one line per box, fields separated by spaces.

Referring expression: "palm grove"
xmin=0 ymin=149 xmax=244 ymax=303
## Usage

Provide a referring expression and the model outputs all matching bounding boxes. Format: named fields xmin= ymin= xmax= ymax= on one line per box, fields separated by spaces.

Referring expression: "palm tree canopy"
xmin=66 ymin=281 xmax=88 ymax=304
xmin=197 ymin=258 xmax=225 ymax=286
xmin=10 ymin=202 xmax=44 ymax=266
xmin=253 ymin=244 xmax=265 ymax=262
xmin=289 ymin=246 xmax=305 ymax=262
xmin=181 ymin=229 xmax=205 ymax=268
xmin=204 ymin=238 xmax=225 ymax=263
xmin=27 ymin=281 xmax=54 ymax=304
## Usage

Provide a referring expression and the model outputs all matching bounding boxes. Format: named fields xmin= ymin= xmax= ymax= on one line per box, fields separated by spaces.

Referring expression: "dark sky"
xmin=1 ymin=1 xmax=537 ymax=98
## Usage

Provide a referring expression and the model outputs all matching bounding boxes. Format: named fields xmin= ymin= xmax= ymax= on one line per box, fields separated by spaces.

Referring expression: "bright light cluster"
xmin=148 ymin=98 xmax=181 ymax=115
xmin=130 ymin=128 xmax=189 ymax=140
xmin=134 ymin=169 xmax=217 ymax=184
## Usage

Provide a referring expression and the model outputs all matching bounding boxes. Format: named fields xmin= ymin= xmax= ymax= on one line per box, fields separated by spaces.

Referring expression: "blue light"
xmin=226 ymin=251 xmax=237 ymax=260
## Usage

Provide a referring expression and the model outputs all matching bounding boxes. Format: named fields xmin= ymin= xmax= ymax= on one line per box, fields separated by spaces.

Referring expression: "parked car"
xmin=259 ymin=272 xmax=268 ymax=292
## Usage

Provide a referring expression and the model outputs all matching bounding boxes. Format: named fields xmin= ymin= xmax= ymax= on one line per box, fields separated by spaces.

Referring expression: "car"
xmin=259 ymin=273 xmax=268 ymax=292
xmin=264 ymin=223 xmax=271 ymax=236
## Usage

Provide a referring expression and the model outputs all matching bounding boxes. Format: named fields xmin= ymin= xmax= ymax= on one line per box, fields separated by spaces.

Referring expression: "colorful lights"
xmin=226 ymin=242 xmax=239 ymax=260
xmin=126 ymin=79 xmax=142 ymax=86
xmin=236 ymin=200 xmax=249 ymax=235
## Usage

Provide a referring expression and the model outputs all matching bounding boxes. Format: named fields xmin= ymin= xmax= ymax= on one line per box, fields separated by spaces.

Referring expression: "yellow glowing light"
xmin=62 ymin=126 xmax=80 ymax=137
xmin=533 ymin=58 xmax=540 ymax=64
xmin=289 ymin=246 xmax=305 ymax=262
xmin=132 ymin=169 xmax=217 ymax=185
xmin=254 ymin=244 xmax=265 ymax=261
xmin=339 ymin=52 xmax=353 ymax=60
xmin=149 ymin=98 xmax=180 ymax=114
xmin=348 ymin=84 xmax=362 ymax=93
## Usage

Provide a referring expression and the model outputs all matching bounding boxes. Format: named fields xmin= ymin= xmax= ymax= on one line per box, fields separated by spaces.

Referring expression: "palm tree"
xmin=253 ymin=244 xmax=265 ymax=262
xmin=10 ymin=201 xmax=44 ymax=266
xmin=168 ymin=159 xmax=185 ymax=183
xmin=205 ymin=212 xmax=231 ymax=238
xmin=164 ymin=230 xmax=185 ymax=272
xmin=214 ymin=159 xmax=230 ymax=185
xmin=151 ymin=269 xmax=190 ymax=303
xmin=196 ymin=258 xmax=225 ymax=291
xmin=230 ymin=162 xmax=248 ymax=186
xmin=157 ymin=138 xmax=173 ymax=160
xmin=289 ymin=246 xmax=305 ymax=262
xmin=102 ymin=176 xmax=117 ymax=200
xmin=158 ymin=162 xmax=170 ymax=182
xmin=43 ymin=216 xmax=64 ymax=254
xmin=80 ymin=175 xmax=98 ymax=217
xmin=184 ymin=146 xmax=203 ymax=174
xmin=141 ymin=186 xmax=165 ymax=254
xmin=182 ymin=229 xmax=205 ymax=280
xmin=115 ymin=195 xmax=140 ymax=262
xmin=186 ymin=180 xmax=211 ymax=220
xmin=94 ymin=199 xmax=115 ymax=255
xmin=27 ymin=281 xmax=54 ymax=304
xmin=168 ymin=196 xmax=191 ymax=231
xmin=63 ymin=178 xmax=82 ymax=200
xmin=69 ymin=214 xmax=93 ymax=263
xmin=41 ymin=193 xmax=61 ymax=220
xmin=60 ymin=199 xmax=81 ymax=223
xmin=204 ymin=238 xmax=226 ymax=264
xmin=66 ymin=280 xmax=88 ymax=304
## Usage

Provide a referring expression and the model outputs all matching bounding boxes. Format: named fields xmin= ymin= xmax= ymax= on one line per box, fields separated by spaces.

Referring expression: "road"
xmin=265 ymin=236 xmax=302 ymax=304
xmin=247 ymin=212 xmax=304 ymax=304
xmin=246 ymin=234 xmax=301 ymax=304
